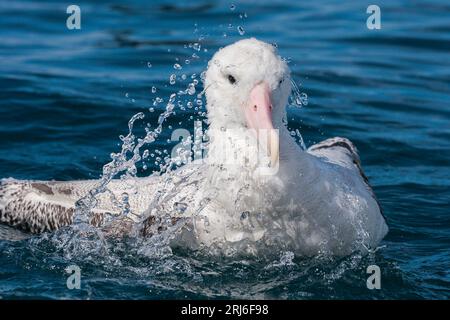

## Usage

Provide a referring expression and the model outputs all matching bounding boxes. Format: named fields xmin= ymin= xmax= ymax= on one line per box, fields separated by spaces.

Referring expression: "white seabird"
xmin=0 ymin=38 xmax=388 ymax=256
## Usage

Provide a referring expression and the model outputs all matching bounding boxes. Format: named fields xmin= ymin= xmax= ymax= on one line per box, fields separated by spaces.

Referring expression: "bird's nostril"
xmin=253 ymin=105 xmax=257 ymax=111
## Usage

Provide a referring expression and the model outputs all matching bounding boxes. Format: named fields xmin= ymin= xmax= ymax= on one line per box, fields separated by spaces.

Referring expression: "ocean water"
xmin=0 ymin=0 xmax=449 ymax=299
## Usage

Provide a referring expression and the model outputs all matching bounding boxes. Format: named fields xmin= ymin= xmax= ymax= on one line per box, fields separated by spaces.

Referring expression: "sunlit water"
xmin=0 ymin=0 xmax=449 ymax=299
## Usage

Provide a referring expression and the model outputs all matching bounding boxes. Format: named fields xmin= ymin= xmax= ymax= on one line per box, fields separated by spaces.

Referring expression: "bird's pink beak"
xmin=244 ymin=82 xmax=279 ymax=166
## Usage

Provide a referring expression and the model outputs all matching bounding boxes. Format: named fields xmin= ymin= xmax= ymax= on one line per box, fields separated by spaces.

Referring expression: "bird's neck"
xmin=204 ymin=124 xmax=311 ymax=179
xmin=199 ymin=124 xmax=316 ymax=220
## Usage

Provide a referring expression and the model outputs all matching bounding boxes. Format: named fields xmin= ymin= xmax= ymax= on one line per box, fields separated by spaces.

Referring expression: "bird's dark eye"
xmin=228 ymin=75 xmax=236 ymax=84
xmin=279 ymin=78 xmax=284 ymax=85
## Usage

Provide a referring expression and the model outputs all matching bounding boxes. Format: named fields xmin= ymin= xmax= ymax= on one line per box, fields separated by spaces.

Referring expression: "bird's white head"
xmin=204 ymin=38 xmax=291 ymax=167
xmin=204 ymin=38 xmax=291 ymax=130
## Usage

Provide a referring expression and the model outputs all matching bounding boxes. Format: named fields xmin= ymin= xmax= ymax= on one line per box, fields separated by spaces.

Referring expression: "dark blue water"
xmin=0 ymin=0 xmax=449 ymax=299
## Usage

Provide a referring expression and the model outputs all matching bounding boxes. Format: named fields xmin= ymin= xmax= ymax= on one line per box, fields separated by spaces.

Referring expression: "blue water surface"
xmin=0 ymin=0 xmax=449 ymax=299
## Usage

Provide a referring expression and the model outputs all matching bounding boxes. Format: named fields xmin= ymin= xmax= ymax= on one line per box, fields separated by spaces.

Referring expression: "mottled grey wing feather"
xmin=0 ymin=179 xmax=76 ymax=233
xmin=0 ymin=177 xmax=159 ymax=234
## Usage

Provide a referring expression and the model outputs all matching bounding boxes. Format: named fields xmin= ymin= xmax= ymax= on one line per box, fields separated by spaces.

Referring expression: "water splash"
xmin=69 ymin=25 xmax=217 ymax=257
xmin=287 ymin=79 xmax=309 ymax=150
xmin=289 ymin=79 xmax=308 ymax=107
xmin=265 ymin=251 xmax=295 ymax=269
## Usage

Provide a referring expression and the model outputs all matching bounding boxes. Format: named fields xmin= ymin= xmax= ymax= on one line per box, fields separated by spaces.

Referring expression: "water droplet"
xmin=240 ymin=211 xmax=250 ymax=220
xmin=185 ymin=59 xmax=190 ymax=65
xmin=237 ymin=26 xmax=245 ymax=36
xmin=121 ymin=192 xmax=130 ymax=215
xmin=230 ymin=4 xmax=236 ymax=11
xmin=173 ymin=63 xmax=182 ymax=70
xmin=149 ymin=107 xmax=154 ymax=112
xmin=300 ymin=93 xmax=308 ymax=106
xmin=151 ymin=86 xmax=157 ymax=93
xmin=174 ymin=202 xmax=188 ymax=214
xmin=147 ymin=62 xmax=152 ymax=68
xmin=169 ymin=74 xmax=176 ymax=85
xmin=187 ymin=83 xmax=196 ymax=95
xmin=181 ymin=74 xmax=187 ymax=80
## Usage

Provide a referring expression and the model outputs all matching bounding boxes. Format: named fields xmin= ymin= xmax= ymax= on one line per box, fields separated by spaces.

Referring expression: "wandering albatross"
xmin=0 ymin=38 xmax=388 ymax=256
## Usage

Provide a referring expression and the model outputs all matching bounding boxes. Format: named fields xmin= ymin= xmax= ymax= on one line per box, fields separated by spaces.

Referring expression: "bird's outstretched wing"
xmin=0 ymin=177 xmax=158 ymax=234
